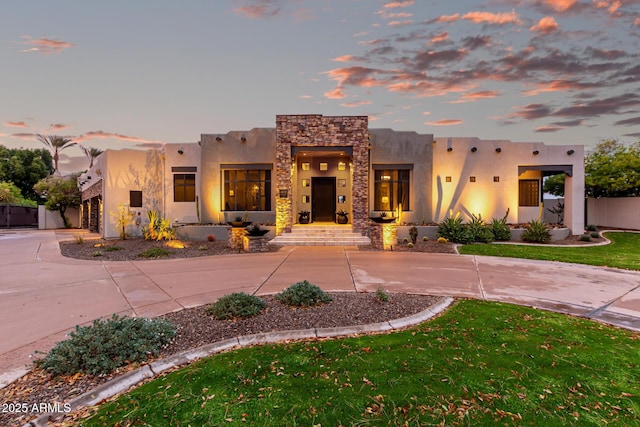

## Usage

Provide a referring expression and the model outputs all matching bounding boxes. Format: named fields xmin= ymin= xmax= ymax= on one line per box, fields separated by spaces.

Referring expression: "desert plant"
xmin=489 ymin=217 xmax=512 ymax=241
xmin=36 ymin=314 xmax=176 ymax=376
xmin=92 ymin=251 xmax=103 ymax=257
xmin=408 ymin=226 xmax=418 ymax=244
xmin=110 ymin=203 xmax=135 ymax=240
xmin=590 ymin=231 xmax=600 ymax=239
xmin=437 ymin=237 xmax=448 ymax=243
xmin=138 ymin=247 xmax=172 ymax=258
xmin=521 ymin=219 xmax=551 ymax=243
xmin=375 ymin=287 xmax=389 ymax=302
xmin=276 ymin=280 xmax=332 ymax=307
xmin=73 ymin=233 xmax=84 ymax=244
xmin=143 ymin=210 xmax=176 ymax=241
xmin=207 ymin=234 xmax=216 ymax=242
xmin=422 ymin=236 xmax=429 ymax=241
xmin=579 ymin=234 xmax=592 ymax=242
xmin=467 ymin=214 xmax=494 ymax=243
xmin=407 ymin=242 xmax=414 ymax=248
xmin=104 ymin=245 xmax=123 ymax=252
xmin=586 ymin=224 xmax=598 ymax=232
xmin=438 ymin=213 xmax=472 ymax=244
xmin=208 ymin=293 xmax=266 ymax=320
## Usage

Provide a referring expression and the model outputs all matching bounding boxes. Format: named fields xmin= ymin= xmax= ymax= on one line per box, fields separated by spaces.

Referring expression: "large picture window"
xmin=374 ymin=169 xmax=410 ymax=211
xmin=519 ymin=179 xmax=540 ymax=207
xmin=224 ymin=169 xmax=271 ymax=211
xmin=174 ymin=174 xmax=196 ymax=202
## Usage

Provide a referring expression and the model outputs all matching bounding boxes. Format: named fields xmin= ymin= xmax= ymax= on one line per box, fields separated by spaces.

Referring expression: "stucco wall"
xmin=587 ymin=197 xmax=640 ymax=230
xmin=38 ymin=205 xmax=80 ymax=229
xmin=163 ymin=143 xmax=201 ymax=224
xmin=369 ymin=129 xmax=433 ymax=224
xmin=200 ymin=128 xmax=277 ymax=225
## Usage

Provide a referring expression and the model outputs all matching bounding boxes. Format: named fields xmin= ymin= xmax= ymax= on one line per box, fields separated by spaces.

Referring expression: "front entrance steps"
xmin=269 ymin=224 xmax=371 ymax=246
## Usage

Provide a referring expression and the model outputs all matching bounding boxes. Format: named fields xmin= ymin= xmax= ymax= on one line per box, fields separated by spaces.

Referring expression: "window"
xmin=374 ymin=169 xmax=410 ymax=211
xmin=224 ymin=170 xmax=271 ymax=211
xmin=174 ymin=174 xmax=196 ymax=202
xmin=129 ymin=190 xmax=142 ymax=208
xmin=519 ymin=179 xmax=540 ymax=206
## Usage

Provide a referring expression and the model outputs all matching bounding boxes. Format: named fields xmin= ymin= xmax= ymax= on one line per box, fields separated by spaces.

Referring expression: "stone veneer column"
xmin=275 ymin=114 xmax=369 ymax=236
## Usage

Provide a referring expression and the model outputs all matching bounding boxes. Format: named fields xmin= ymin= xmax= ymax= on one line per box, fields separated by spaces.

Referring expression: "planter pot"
xmin=336 ymin=215 xmax=348 ymax=224
xmin=370 ymin=217 xmax=396 ymax=223
xmin=228 ymin=221 xmax=252 ymax=228
xmin=298 ymin=216 xmax=310 ymax=224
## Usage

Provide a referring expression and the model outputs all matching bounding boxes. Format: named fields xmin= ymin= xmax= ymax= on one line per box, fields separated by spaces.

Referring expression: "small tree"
xmin=586 ymin=139 xmax=640 ymax=198
xmin=34 ymin=173 xmax=81 ymax=228
xmin=0 ymin=181 xmax=20 ymax=204
xmin=110 ymin=203 xmax=135 ymax=240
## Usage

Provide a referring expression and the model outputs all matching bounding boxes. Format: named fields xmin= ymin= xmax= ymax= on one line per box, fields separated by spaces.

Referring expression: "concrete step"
xmin=269 ymin=224 xmax=370 ymax=246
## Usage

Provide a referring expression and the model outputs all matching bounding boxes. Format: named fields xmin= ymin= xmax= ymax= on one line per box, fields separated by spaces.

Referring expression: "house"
xmin=79 ymin=114 xmax=584 ymax=240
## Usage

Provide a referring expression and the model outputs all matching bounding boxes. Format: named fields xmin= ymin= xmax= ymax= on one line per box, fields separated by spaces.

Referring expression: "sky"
xmin=1 ymin=0 xmax=639 ymax=174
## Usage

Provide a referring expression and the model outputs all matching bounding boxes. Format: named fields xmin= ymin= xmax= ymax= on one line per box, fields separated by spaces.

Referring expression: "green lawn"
xmin=459 ymin=231 xmax=640 ymax=270
xmin=82 ymin=300 xmax=640 ymax=426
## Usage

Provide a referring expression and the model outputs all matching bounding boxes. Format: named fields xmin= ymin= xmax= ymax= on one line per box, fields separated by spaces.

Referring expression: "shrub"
xmin=579 ymin=234 xmax=592 ymax=242
xmin=138 ymin=247 xmax=172 ymax=258
xmin=586 ymin=224 xmax=597 ymax=232
xmin=208 ymin=293 xmax=266 ymax=320
xmin=438 ymin=214 xmax=472 ymax=244
xmin=73 ymin=233 xmax=84 ymax=244
xmin=276 ymin=280 xmax=332 ymax=307
xmin=467 ymin=214 xmax=494 ymax=243
xmin=521 ymin=220 xmax=551 ymax=243
xmin=375 ymin=287 xmax=389 ymax=302
xmin=143 ymin=210 xmax=176 ymax=241
xmin=92 ymin=251 xmax=103 ymax=257
xmin=408 ymin=226 xmax=418 ymax=244
xmin=36 ymin=314 xmax=176 ymax=376
xmin=590 ymin=231 xmax=600 ymax=239
xmin=207 ymin=234 xmax=216 ymax=242
xmin=422 ymin=236 xmax=428 ymax=242
xmin=407 ymin=242 xmax=414 ymax=248
xmin=489 ymin=217 xmax=512 ymax=241
xmin=403 ymin=237 xmax=409 ymax=243
xmin=437 ymin=237 xmax=448 ymax=243
xmin=104 ymin=245 xmax=123 ymax=252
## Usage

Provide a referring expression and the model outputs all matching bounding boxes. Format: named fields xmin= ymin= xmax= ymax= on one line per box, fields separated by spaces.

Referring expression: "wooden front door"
xmin=312 ymin=177 xmax=336 ymax=222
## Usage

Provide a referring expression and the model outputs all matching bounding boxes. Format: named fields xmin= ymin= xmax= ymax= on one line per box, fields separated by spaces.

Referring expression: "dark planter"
xmin=336 ymin=215 xmax=348 ymax=224
xmin=299 ymin=215 xmax=310 ymax=224
xmin=370 ymin=217 xmax=396 ymax=223
xmin=228 ymin=221 xmax=252 ymax=228
xmin=246 ymin=229 xmax=270 ymax=237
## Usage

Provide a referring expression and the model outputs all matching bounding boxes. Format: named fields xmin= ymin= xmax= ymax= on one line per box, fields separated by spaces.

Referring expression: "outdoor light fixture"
xmin=241 ymin=134 xmax=247 ymax=143
xmin=532 ymin=150 xmax=539 ymax=155
xmin=471 ymin=147 xmax=477 ymax=152
xmin=447 ymin=147 xmax=453 ymax=152
xmin=86 ymin=176 xmax=91 ymax=180
xmin=216 ymin=136 xmax=222 ymax=142
xmin=298 ymin=124 xmax=305 ymax=131
xmin=177 ymin=149 xmax=184 ymax=155
xmin=339 ymin=123 xmax=346 ymax=130
xmin=495 ymin=147 xmax=502 ymax=153
xmin=567 ymin=149 xmax=575 ymax=155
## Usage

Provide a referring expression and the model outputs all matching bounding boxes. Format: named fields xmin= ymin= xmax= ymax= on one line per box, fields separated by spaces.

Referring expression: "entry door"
xmin=312 ymin=177 xmax=336 ymax=222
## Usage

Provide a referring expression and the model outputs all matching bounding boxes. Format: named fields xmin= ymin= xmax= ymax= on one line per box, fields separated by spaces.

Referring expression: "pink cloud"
xmin=430 ymin=32 xmax=450 ymax=44
xmin=324 ymin=86 xmax=346 ymax=99
xmin=74 ymin=130 xmax=162 ymax=144
xmin=530 ymin=16 xmax=559 ymax=34
xmin=20 ymin=36 xmax=75 ymax=54
xmin=521 ymin=80 xmax=592 ymax=96
xmin=49 ymin=123 xmax=68 ymax=130
xmin=543 ymin=0 xmax=577 ymax=12
xmin=450 ymin=90 xmax=502 ymax=103
xmin=535 ymin=125 xmax=564 ymax=132
xmin=388 ymin=20 xmax=413 ymax=27
xmin=233 ymin=2 xmax=281 ymax=19
xmin=10 ymin=133 xmax=37 ymax=139
xmin=425 ymin=119 xmax=463 ymax=126
xmin=635 ymin=17 xmax=640 ymax=25
xmin=462 ymin=10 xmax=522 ymax=25
xmin=333 ymin=55 xmax=357 ymax=62
xmin=4 ymin=121 xmax=28 ymax=128
xmin=340 ymin=100 xmax=373 ymax=108
xmin=383 ymin=0 xmax=414 ymax=8
xmin=593 ymin=0 xmax=622 ymax=14
xmin=434 ymin=14 xmax=460 ymax=23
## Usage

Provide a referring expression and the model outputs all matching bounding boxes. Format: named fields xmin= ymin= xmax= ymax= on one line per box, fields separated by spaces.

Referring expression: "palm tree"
xmin=80 ymin=146 xmax=104 ymax=168
xmin=37 ymin=134 xmax=77 ymax=172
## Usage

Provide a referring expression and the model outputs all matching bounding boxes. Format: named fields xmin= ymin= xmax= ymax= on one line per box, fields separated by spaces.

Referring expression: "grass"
xmin=81 ymin=300 xmax=640 ymax=426
xmin=459 ymin=231 xmax=640 ymax=270
xmin=137 ymin=247 xmax=173 ymax=258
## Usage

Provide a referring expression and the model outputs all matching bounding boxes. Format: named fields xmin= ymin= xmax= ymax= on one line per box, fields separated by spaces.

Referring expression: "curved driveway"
xmin=1 ymin=229 xmax=639 ymax=387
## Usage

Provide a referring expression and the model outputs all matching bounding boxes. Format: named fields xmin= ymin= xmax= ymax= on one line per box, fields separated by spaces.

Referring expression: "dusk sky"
xmin=2 ymin=0 xmax=639 ymax=174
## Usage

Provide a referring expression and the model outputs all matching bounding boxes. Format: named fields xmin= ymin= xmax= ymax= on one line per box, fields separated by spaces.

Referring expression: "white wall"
xmin=38 ymin=205 xmax=80 ymax=229
xmin=587 ymin=197 xmax=640 ymax=230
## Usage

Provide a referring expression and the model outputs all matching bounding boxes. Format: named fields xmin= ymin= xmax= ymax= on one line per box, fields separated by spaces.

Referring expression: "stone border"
xmin=25 ymin=297 xmax=454 ymax=427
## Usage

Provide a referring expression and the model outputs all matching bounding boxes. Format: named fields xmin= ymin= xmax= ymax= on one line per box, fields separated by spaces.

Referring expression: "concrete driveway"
xmin=1 ymin=229 xmax=639 ymax=387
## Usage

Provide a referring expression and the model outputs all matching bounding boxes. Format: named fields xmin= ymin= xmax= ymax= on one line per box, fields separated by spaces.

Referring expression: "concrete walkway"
xmin=1 ymin=229 xmax=639 ymax=388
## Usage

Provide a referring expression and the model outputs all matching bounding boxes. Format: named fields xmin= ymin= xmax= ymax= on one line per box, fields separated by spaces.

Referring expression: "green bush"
xmin=438 ymin=214 xmax=472 ymax=244
xmin=105 ymin=245 xmax=124 ymax=252
xmin=37 ymin=314 xmax=176 ymax=376
xmin=208 ymin=293 xmax=266 ymax=320
xmin=586 ymin=224 xmax=598 ymax=232
xmin=375 ymin=287 xmax=389 ymax=302
xmin=138 ymin=247 xmax=172 ymax=258
xmin=590 ymin=231 xmax=600 ymax=239
xmin=276 ymin=280 xmax=332 ymax=307
xmin=579 ymin=234 xmax=592 ymax=242
xmin=489 ymin=217 xmax=512 ymax=241
xmin=467 ymin=214 xmax=494 ymax=243
xmin=408 ymin=226 xmax=418 ymax=244
xmin=521 ymin=220 xmax=551 ymax=243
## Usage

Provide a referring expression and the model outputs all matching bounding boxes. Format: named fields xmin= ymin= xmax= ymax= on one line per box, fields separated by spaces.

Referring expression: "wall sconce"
xmin=447 ymin=147 xmax=453 ymax=152
xmin=532 ymin=150 xmax=539 ymax=155
xmin=339 ymin=123 xmax=346 ymax=130
xmin=298 ymin=124 xmax=305 ymax=131
xmin=177 ymin=149 xmax=184 ymax=155
xmin=469 ymin=176 xmax=476 ymax=182
xmin=567 ymin=149 xmax=575 ymax=155
xmin=495 ymin=147 xmax=501 ymax=153
xmin=216 ymin=135 xmax=222 ymax=142
xmin=470 ymin=147 xmax=477 ymax=152
xmin=86 ymin=176 xmax=92 ymax=180
xmin=241 ymin=134 xmax=247 ymax=143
